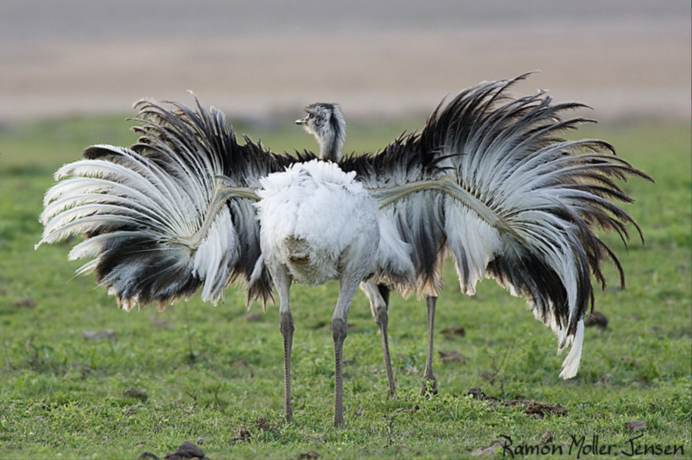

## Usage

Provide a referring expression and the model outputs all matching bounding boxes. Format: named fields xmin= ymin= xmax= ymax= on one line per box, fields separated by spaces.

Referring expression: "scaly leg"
xmin=420 ymin=295 xmax=438 ymax=396
xmin=274 ymin=266 xmax=294 ymax=422
xmin=333 ymin=274 xmax=361 ymax=427
xmin=360 ymin=280 xmax=395 ymax=398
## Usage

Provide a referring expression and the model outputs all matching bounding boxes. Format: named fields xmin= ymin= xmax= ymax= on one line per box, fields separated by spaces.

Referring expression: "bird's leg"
xmin=332 ymin=315 xmax=348 ymax=428
xmin=420 ymin=295 xmax=438 ymax=396
xmin=274 ymin=266 xmax=294 ymax=423
xmin=360 ymin=280 xmax=395 ymax=398
xmin=333 ymin=274 xmax=361 ymax=427
xmin=280 ymin=311 xmax=295 ymax=422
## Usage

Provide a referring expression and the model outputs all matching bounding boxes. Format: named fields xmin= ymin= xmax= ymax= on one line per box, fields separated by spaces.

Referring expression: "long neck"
xmin=318 ymin=111 xmax=345 ymax=162
xmin=319 ymin=132 xmax=342 ymax=162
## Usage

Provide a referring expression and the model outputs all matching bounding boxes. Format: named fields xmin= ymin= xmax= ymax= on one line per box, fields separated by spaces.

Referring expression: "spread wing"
xmin=37 ymin=96 xmax=316 ymax=309
xmin=340 ymin=74 xmax=652 ymax=378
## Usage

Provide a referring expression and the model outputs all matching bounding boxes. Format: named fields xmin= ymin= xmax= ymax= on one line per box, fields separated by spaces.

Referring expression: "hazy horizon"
xmin=1 ymin=0 xmax=689 ymax=122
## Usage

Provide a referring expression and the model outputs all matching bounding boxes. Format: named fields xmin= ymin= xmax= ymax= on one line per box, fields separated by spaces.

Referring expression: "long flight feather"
xmin=37 ymin=96 xmax=310 ymax=308
xmin=351 ymin=74 xmax=652 ymax=379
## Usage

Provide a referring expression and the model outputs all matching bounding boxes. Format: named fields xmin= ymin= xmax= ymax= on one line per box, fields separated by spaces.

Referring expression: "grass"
xmin=0 ymin=113 xmax=689 ymax=459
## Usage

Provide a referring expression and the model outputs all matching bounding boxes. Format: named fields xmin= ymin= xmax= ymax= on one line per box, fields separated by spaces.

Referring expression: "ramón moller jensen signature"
xmin=499 ymin=434 xmax=685 ymax=458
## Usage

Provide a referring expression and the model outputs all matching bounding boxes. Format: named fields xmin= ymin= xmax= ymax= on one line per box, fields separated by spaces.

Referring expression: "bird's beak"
xmin=295 ymin=116 xmax=307 ymax=125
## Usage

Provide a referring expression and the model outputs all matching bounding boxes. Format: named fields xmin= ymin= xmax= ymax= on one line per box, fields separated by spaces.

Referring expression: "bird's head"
xmin=296 ymin=103 xmax=345 ymax=162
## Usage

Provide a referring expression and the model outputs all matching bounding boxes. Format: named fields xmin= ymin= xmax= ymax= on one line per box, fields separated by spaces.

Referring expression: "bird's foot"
xmin=284 ymin=407 xmax=294 ymax=424
xmin=419 ymin=379 xmax=438 ymax=398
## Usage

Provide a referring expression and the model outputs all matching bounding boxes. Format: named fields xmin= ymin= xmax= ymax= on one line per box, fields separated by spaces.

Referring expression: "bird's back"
xmin=255 ymin=160 xmax=380 ymax=286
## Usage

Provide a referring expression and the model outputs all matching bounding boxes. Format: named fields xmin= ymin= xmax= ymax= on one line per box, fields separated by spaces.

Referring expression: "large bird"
xmin=36 ymin=74 xmax=651 ymax=427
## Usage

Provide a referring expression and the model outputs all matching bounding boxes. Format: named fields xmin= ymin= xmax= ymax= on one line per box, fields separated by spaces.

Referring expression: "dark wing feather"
xmin=38 ymin=95 xmax=316 ymax=309
xmin=343 ymin=74 xmax=652 ymax=378
xmin=340 ymin=133 xmax=448 ymax=296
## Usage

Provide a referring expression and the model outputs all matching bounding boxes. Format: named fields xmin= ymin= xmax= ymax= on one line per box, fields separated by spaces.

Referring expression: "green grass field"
xmin=0 ymin=114 xmax=689 ymax=459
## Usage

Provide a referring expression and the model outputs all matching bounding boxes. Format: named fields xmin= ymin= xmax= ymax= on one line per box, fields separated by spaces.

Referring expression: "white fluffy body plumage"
xmin=255 ymin=159 xmax=414 ymax=286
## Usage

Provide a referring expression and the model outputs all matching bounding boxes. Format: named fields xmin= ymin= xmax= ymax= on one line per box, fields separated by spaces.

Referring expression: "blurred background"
xmin=1 ymin=0 xmax=689 ymax=124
